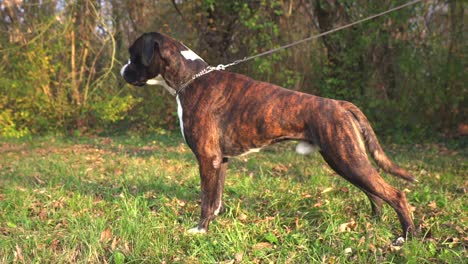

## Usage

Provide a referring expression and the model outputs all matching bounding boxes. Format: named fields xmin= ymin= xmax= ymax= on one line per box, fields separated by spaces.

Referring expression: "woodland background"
xmin=0 ymin=0 xmax=466 ymax=142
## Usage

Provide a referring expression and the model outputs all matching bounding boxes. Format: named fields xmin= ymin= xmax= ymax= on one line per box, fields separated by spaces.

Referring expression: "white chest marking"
xmin=146 ymin=75 xmax=176 ymax=96
xmin=176 ymin=95 xmax=185 ymax=142
xmin=181 ymin=49 xmax=204 ymax=61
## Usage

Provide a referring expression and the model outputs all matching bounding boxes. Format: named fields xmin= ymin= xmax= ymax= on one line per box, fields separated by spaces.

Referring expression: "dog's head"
xmin=120 ymin=33 xmax=164 ymax=86
xmin=120 ymin=32 xmax=207 ymax=88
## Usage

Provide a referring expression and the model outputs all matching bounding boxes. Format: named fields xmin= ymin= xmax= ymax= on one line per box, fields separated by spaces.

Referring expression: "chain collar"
xmin=176 ymin=64 xmax=226 ymax=96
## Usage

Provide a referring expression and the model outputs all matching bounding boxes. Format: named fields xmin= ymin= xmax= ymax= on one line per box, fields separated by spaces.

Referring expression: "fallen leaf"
xmin=100 ymin=227 xmax=113 ymax=243
xmin=38 ymin=208 xmax=48 ymax=221
xmin=234 ymin=252 xmax=243 ymax=263
xmin=218 ymin=260 xmax=234 ymax=264
xmin=33 ymin=175 xmax=45 ymax=185
xmin=272 ymin=164 xmax=288 ymax=174
xmin=368 ymin=243 xmax=376 ymax=253
xmin=238 ymin=213 xmax=247 ymax=221
xmin=174 ymin=198 xmax=186 ymax=207
xmin=358 ymin=236 xmax=365 ymax=246
xmin=428 ymin=201 xmax=437 ymax=209
xmin=321 ymin=187 xmax=334 ymax=194
xmin=339 ymin=187 xmax=349 ymax=193
xmin=252 ymin=242 xmax=273 ymax=250
xmin=49 ymin=239 xmax=61 ymax=251
xmin=52 ymin=197 xmax=65 ymax=209
xmin=111 ymin=237 xmax=119 ymax=250
xmin=390 ymin=245 xmax=402 ymax=252
xmin=14 ymin=244 xmax=24 ymax=264
xmin=339 ymin=220 xmax=357 ymax=233
xmin=344 ymin=247 xmax=352 ymax=255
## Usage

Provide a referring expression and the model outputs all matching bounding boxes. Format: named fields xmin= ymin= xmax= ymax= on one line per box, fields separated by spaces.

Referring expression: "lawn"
xmin=0 ymin=134 xmax=466 ymax=263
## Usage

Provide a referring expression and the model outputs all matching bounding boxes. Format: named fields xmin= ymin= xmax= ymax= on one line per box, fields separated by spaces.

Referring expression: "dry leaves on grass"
xmin=428 ymin=200 xmax=437 ymax=209
xmin=100 ymin=226 xmax=132 ymax=255
xmin=272 ymin=164 xmax=289 ymax=176
xmin=14 ymin=244 xmax=25 ymax=264
xmin=100 ymin=227 xmax=113 ymax=243
xmin=252 ymin=242 xmax=274 ymax=250
xmin=237 ymin=213 xmax=248 ymax=221
xmin=321 ymin=187 xmax=334 ymax=194
xmin=338 ymin=219 xmax=358 ymax=233
xmin=218 ymin=252 xmax=243 ymax=264
xmin=49 ymin=239 xmax=62 ymax=252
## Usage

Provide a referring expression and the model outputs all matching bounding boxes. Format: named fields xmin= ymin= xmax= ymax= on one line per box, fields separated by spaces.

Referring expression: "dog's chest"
xmin=176 ymin=95 xmax=185 ymax=141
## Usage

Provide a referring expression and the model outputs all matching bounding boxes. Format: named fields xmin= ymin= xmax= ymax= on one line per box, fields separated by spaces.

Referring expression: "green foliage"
xmin=0 ymin=0 xmax=464 ymax=142
xmin=0 ymin=108 xmax=30 ymax=138
xmin=121 ymin=87 xmax=178 ymax=134
xmin=311 ymin=1 xmax=465 ymax=140
xmin=90 ymin=93 xmax=140 ymax=131
xmin=0 ymin=1 xmax=133 ymax=137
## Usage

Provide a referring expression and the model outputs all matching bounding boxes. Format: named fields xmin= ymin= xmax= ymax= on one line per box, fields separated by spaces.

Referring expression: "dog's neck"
xmin=160 ymin=43 xmax=209 ymax=93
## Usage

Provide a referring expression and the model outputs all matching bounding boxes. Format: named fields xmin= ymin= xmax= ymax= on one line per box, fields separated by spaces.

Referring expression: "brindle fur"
xmin=122 ymin=32 xmax=416 ymax=238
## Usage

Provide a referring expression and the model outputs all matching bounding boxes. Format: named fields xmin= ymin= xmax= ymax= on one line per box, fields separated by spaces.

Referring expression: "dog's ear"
xmin=141 ymin=34 xmax=158 ymax=67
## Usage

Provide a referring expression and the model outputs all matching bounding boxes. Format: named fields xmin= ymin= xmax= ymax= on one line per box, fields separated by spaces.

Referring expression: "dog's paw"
xmin=187 ymin=226 xmax=207 ymax=234
xmin=392 ymin=236 xmax=405 ymax=246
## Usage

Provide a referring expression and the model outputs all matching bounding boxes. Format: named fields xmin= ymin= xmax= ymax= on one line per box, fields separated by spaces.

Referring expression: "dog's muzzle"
xmin=121 ymin=62 xmax=147 ymax=87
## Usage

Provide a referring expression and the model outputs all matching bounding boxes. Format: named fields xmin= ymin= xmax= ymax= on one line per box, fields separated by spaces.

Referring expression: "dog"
xmin=121 ymin=32 xmax=416 ymax=240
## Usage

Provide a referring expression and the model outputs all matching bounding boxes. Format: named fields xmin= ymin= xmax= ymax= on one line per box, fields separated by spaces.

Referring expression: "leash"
xmin=176 ymin=0 xmax=423 ymax=95
xmin=218 ymin=0 xmax=423 ymax=69
xmin=177 ymin=65 xmax=225 ymax=95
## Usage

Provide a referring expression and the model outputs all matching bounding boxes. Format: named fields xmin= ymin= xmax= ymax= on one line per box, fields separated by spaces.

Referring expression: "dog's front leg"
xmin=188 ymin=156 xmax=228 ymax=234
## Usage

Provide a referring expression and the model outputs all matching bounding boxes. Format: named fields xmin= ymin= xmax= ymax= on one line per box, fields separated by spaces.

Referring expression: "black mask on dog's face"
xmin=121 ymin=33 xmax=162 ymax=86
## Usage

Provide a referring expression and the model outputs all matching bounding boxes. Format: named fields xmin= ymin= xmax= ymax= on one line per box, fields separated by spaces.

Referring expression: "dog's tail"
xmin=341 ymin=101 xmax=416 ymax=182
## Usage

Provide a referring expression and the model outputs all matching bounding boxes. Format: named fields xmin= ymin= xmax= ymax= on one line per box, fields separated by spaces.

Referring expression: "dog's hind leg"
xmin=353 ymin=168 xmax=414 ymax=238
xmin=319 ymin=151 xmax=384 ymax=219
xmin=320 ymin=149 xmax=414 ymax=238
xmin=188 ymin=156 xmax=228 ymax=234
xmin=364 ymin=192 xmax=384 ymax=219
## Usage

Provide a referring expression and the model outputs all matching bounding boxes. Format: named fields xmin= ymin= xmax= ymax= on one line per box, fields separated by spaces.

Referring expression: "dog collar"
xmin=176 ymin=64 xmax=226 ymax=96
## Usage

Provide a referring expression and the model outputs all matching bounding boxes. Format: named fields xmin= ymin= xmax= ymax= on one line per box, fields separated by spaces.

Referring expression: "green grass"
xmin=0 ymin=133 xmax=466 ymax=263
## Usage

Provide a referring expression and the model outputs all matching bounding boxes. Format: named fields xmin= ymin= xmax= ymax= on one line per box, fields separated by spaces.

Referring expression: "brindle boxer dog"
xmin=121 ymin=32 xmax=416 ymax=241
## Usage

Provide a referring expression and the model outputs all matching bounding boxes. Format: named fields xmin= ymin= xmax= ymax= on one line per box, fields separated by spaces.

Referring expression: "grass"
xmin=0 ymin=133 xmax=466 ymax=263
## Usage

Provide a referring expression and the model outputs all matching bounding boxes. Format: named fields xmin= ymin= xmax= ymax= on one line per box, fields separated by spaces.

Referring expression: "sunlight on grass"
xmin=0 ymin=135 xmax=466 ymax=263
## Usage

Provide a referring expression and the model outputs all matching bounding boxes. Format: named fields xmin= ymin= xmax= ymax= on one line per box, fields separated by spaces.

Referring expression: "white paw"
xmin=393 ymin=236 xmax=405 ymax=246
xmin=187 ymin=227 xmax=207 ymax=234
